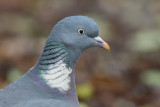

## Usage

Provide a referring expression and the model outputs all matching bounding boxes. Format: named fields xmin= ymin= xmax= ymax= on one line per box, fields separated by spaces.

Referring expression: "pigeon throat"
xmin=36 ymin=41 xmax=74 ymax=93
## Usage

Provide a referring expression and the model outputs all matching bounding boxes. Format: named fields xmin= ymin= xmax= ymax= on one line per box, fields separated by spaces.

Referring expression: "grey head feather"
xmin=48 ymin=16 xmax=99 ymax=50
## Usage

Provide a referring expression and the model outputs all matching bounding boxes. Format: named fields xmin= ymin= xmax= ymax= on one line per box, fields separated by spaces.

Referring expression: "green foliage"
xmin=140 ymin=69 xmax=160 ymax=87
xmin=77 ymin=82 xmax=94 ymax=100
xmin=80 ymin=102 xmax=88 ymax=107
xmin=129 ymin=29 xmax=160 ymax=53
xmin=7 ymin=68 xmax=23 ymax=83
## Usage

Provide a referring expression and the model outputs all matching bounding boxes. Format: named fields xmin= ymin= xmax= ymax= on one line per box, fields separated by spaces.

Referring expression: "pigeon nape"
xmin=0 ymin=16 xmax=110 ymax=107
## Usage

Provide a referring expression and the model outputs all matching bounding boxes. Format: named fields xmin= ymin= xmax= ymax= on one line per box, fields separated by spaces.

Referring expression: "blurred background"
xmin=0 ymin=0 xmax=160 ymax=107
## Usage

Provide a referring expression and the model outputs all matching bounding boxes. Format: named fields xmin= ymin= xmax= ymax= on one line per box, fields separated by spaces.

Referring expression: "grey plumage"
xmin=0 ymin=16 xmax=109 ymax=107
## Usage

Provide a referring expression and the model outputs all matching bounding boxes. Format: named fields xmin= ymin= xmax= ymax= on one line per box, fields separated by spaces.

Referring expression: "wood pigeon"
xmin=0 ymin=16 xmax=110 ymax=107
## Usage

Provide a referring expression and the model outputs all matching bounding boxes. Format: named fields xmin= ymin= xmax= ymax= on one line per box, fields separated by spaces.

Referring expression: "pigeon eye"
xmin=77 ymin=29 xmax=85 ymax=35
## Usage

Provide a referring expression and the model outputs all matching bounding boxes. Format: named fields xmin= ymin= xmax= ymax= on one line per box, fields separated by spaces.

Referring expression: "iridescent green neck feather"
xmin=37 ymin=41 xmax=72 ymax=93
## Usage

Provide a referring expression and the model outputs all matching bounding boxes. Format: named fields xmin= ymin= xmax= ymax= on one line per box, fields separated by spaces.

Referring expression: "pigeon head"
xmin=47 ymin=16 xmax=110 ymax=52
xmin=42 ymin=16 xmax=110 ymax=67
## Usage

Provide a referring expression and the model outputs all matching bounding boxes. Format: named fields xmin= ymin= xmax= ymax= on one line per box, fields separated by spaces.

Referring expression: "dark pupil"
xmin=79 ymin=30 xmax=83 ymax=34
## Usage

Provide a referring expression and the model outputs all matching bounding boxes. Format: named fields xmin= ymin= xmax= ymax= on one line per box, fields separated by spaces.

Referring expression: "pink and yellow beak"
xmin=94 ymin=37 xmax=110 ymax=51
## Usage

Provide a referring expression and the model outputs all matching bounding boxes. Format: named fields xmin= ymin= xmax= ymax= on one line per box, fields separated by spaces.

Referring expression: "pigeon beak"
xmin=94 ymin=36 xmax=110 ymax=51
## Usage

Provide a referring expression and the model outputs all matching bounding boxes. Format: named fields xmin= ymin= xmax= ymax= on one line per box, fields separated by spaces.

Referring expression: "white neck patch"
xmin=39 ymin=62 xmax=72 ymax=93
